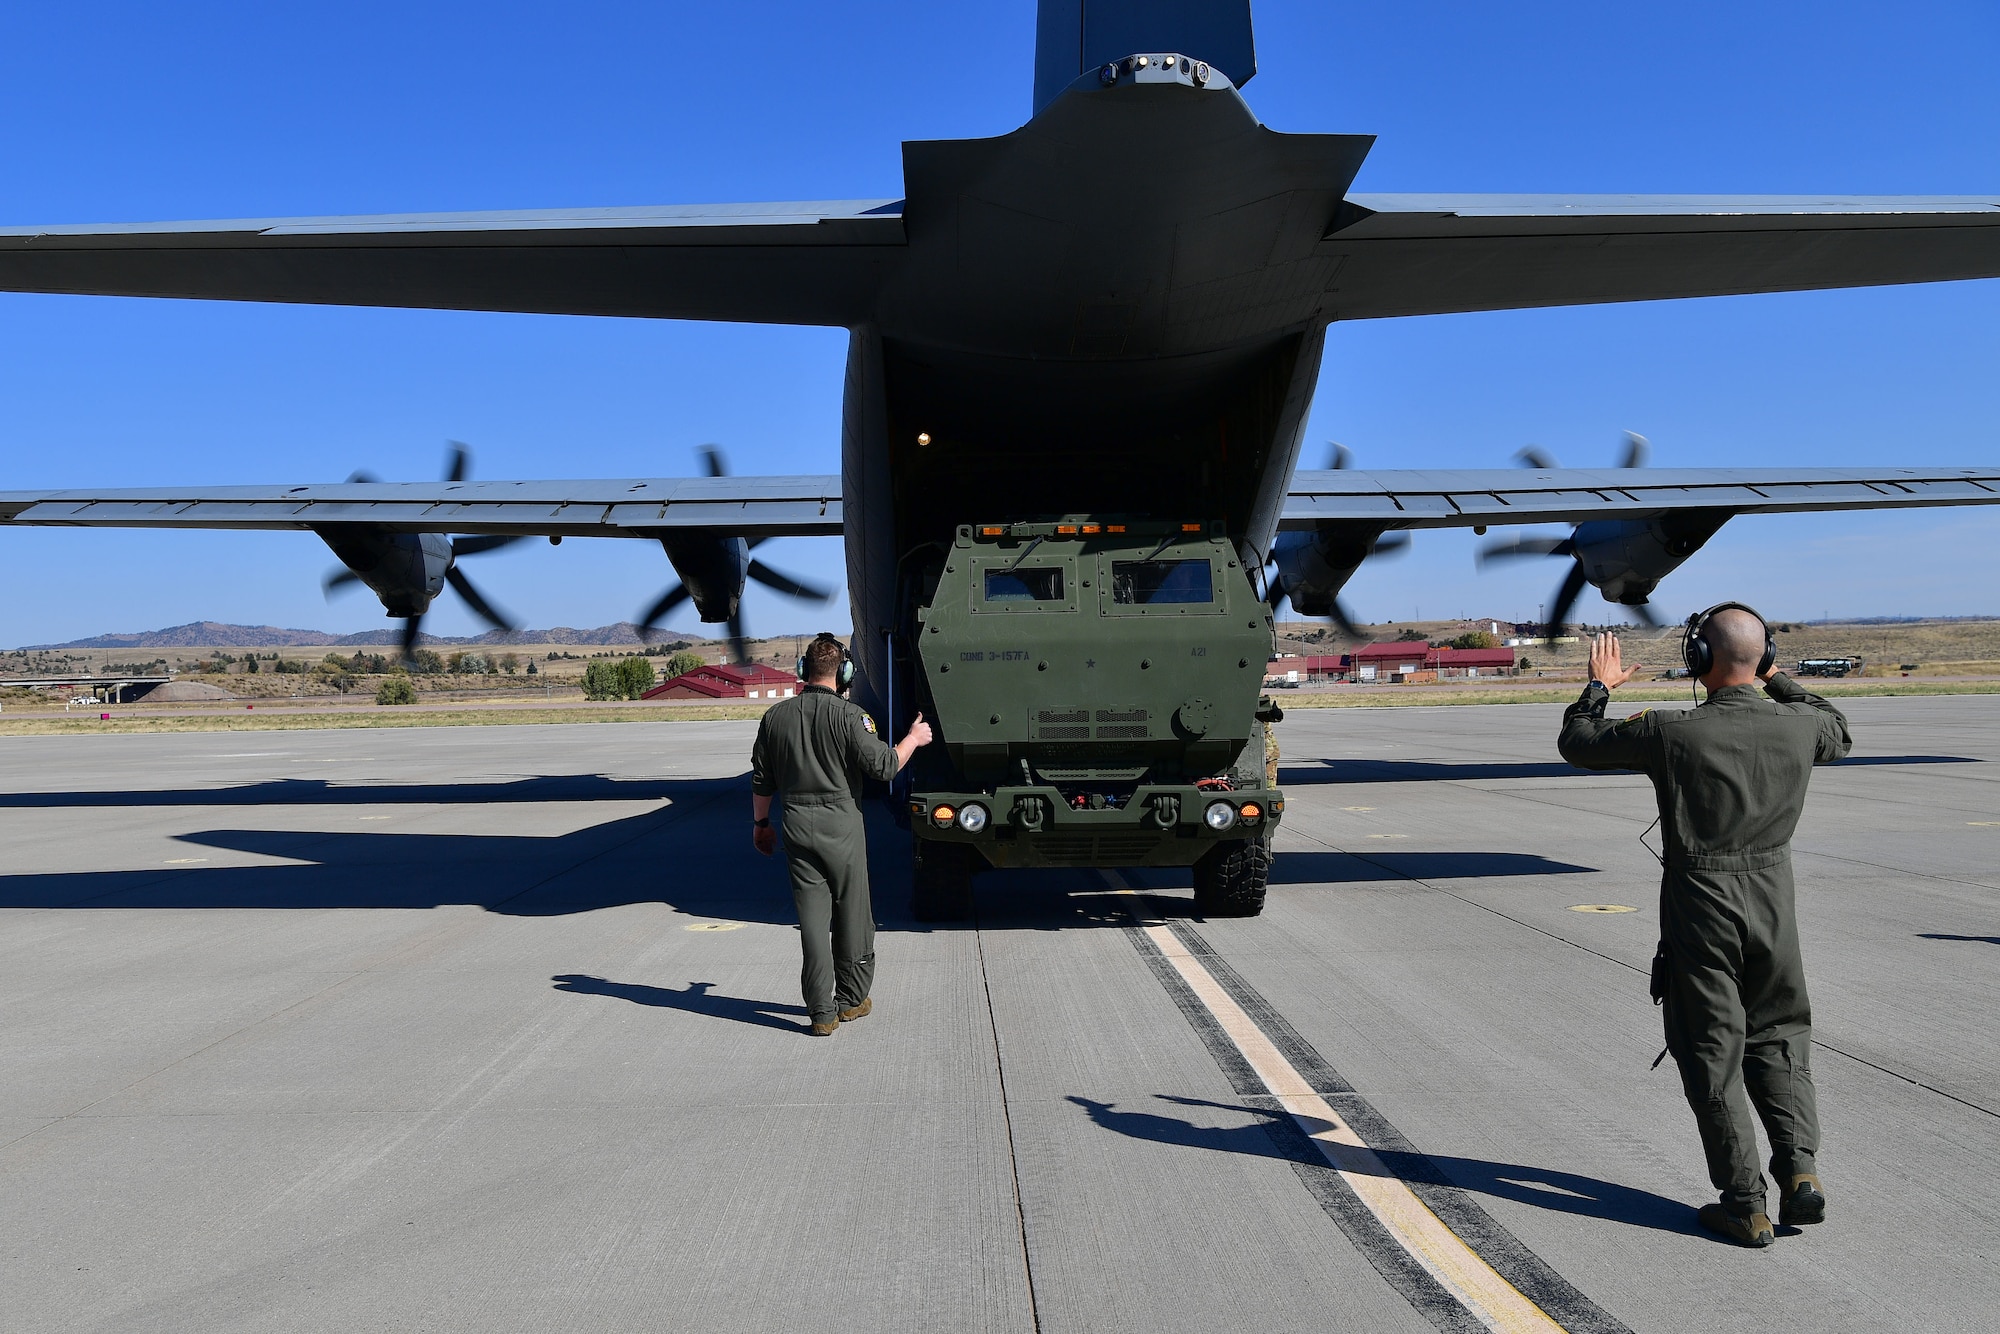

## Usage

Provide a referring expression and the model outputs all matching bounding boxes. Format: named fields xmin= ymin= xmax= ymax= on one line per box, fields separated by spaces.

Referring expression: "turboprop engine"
xmin=1266 ymin=523 xmax=1408 ymax=639
xmin=634 ymin=446 xmax=833 ymax=662
xmin=1480 ymin=508 xmax=1731 ymax=626
xmin=317 ymin=444 xmax=522 ymax=657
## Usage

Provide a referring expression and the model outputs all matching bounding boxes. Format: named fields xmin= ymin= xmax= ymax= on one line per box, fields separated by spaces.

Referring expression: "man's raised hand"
xmin=905 ymin=711 xmax=933 ymax=748
xmin=1588 ymin=631 xmax=1644 ymax=689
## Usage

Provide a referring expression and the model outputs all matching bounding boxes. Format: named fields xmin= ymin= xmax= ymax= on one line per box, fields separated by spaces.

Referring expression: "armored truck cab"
xmin=904 ymin=518 xmax=1283 ymax=919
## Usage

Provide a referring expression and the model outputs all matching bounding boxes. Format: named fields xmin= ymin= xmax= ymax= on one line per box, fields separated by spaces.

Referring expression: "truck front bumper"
xmin=908 ymin=784 xmax=1283 ymax=869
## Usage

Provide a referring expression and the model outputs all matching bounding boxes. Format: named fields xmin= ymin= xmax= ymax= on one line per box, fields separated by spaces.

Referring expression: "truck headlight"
xmin=1203 ymin=800 xmax=1237 ymax=831
xmin=957 ymin=803 xmax=989 ymax=833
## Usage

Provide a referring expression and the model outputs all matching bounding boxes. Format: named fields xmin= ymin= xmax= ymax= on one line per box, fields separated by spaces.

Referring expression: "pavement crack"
xmin=972 ymin=904 xmax=1045 ymax=1334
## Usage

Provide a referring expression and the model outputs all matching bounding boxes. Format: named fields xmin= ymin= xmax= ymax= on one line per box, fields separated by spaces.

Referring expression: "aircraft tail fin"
xmin=1033 ymin=0 xmax=1255 ymax=114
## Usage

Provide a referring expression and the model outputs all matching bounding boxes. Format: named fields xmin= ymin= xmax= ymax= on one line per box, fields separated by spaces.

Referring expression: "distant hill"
xmin=23 ymin=621 xmax=717 ymax=650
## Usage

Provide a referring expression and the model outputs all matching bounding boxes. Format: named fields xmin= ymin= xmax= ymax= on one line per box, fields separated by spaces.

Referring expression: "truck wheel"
xmin=1192 ymin=836 xmax=1270 ymax=917
xmin=911 ymin=840 xmax=975 ymax=922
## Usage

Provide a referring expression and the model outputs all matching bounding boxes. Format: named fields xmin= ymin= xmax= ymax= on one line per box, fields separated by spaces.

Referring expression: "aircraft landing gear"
xmin=910 ymin=839 xmax=975 ymax=922
xmin=1192 ymin=836 xmax=1270 ymax=917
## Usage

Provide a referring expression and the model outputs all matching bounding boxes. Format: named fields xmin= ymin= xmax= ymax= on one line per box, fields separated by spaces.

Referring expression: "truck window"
xmin=984 ymin=567 xmax=1065 ymax=601
xmin=1111 ymin=559 xmax=1212 ymax=605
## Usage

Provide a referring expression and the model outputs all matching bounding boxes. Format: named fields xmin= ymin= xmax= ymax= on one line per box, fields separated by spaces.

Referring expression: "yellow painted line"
xmin=683 ymin=922 xmax=745 ymax=932
xmin=1567 ymin=904 xmax=1636 ymax=914
xmin=1106 ymin=872 xmax=1565 ymax=1334
xmin=1969 ymin=821 xmax=2000 ymax=827
xmin=163 ymin=857 xmax=207 ymax=865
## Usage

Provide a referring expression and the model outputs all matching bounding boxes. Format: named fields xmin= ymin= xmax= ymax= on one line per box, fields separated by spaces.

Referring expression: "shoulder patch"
xmin=862 ymin=714 xmax=877 ymax=735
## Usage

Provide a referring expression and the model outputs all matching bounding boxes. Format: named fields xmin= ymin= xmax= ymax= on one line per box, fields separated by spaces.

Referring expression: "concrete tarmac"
xmin=2 ymin=699 xmax=1994 ymax=1332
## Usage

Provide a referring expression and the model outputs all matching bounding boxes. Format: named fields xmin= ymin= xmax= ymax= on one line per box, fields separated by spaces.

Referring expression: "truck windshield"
xmin=1111 ymin=559 xmax=1212 ymax=605
xmin=985 ymin=567 xmax=1065 ymax=601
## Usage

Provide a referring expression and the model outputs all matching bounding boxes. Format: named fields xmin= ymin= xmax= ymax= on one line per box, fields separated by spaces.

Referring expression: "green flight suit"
xmin=1559 ymin=674 xmax=1851 ymax=1213
xmin=751 ymin=684 xmax=901 ymax=1024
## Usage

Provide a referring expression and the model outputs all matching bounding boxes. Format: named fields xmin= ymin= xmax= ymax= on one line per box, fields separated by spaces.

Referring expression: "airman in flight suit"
xmin=1559 ymin=608 xmax=1849 ymax=1247
xmin=751 ymin=634 xmax=931 ymax=1036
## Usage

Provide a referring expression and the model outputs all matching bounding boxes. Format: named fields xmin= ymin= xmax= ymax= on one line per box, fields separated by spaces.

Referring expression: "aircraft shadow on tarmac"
xmin=550 ymin=975 xmax=807 ymax=1031
xmin=0 ymin=773 xmax=694 ymax=809
xmin=1068 ymin=1094 xmax=1705 ymax=1238
xmin=1281 ymin=754 xmax=1981 ymax=784
xmin=0 ymin=771 xmax=1608 ymax=921
xmin=1269 ymin=852 xmax=1598 ymax=884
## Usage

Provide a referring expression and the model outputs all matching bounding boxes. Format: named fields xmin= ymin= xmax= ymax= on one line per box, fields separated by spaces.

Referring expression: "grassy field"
xmin=1272 ymin=680 xmax=2000 ymax=709
xmin=0 ymin=703 xmax=770 ymax=735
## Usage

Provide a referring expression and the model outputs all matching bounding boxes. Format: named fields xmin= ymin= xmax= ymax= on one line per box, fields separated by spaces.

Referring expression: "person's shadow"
xmin=1067 ymin=1094 xmax=1704 ymax=1237
xmin=551 ymin=975 xmax=807 ymax=1033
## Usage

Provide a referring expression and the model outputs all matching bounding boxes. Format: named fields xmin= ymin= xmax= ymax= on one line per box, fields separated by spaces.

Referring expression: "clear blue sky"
xmin=2 ymin=1 xmax=1996 ymax=644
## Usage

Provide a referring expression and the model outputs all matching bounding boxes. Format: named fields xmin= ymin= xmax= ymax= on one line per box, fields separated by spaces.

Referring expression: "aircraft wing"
xmin=1325 ymin=195 xmax=2000 ymax=319
xmin=8 ymin=465 xmax=1995 ymax=542
xmin=0 ymin=475 xmax=845 ymax=539
xmin=1280 ymin=466 xmax=2000 ymax=529
xmin=0 ymin=201 xmax=905 ymax=326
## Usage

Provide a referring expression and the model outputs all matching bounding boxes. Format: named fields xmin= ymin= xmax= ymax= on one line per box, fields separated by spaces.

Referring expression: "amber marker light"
xmin=1082 ymin=523 xmax=1101 ymax=534
xmin=1107 ymin=524 xmax=1126 ymax=533
xmin=931 ymin=804 xmax=957 ymax=826
xmin=1181 ymin=522 xmax=1202 ymax=532
xmin=917 ymin=432 xmax=932 ymax=446
xmin=979 ymin=526 xmax=1005 ymax=536
xmin=1238 ymin=801 xmax=1263 ymax=821
xmin=1056 ymin=524 xmax=1077 ymax=534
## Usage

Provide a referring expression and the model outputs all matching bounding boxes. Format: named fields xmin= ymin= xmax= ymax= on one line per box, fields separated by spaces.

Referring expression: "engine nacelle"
xmin=656 ymin=531 xmax=751 ymax=623
xmin=315 ymin=527 xmax=452 ymax=617
xmin=1269 ymin=523 xmax=1393 ymax=616
xmin=1570 ymin=509 xmax=1730 ymax=606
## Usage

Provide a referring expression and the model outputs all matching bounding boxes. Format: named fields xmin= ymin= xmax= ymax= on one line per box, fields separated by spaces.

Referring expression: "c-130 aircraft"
xmin=4 ymin=0 xmax=1999 ymax=920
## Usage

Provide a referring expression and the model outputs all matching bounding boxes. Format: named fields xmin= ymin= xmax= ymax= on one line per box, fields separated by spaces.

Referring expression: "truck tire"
xmin=1192 ymin=836 xmax=1270 ymax=917
xmin=911 ymin=840 xmax=975 ymax=922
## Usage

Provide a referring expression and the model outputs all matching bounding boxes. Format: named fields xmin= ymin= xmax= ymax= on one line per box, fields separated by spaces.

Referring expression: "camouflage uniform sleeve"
xmin=1558 ymin=683 xmax=1661 ymax=772
xmin=850 ymin=702 xmax=900 ymax=783
xmin=1764 ymin=671 xmax=1854 ymax=763
xmin=750 ymin=712 xmax=779 ymax=797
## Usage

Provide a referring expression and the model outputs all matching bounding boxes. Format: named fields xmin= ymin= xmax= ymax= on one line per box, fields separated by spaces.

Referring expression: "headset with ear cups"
xmin=1683 ymin=602 xmax=1777 ymax=679
xmin=797 ymin=631 xmax=855 ymax=690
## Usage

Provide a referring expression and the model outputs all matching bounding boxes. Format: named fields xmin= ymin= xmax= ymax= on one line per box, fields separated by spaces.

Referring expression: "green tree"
xmin=581 ymin=660 xmax=623 ymax=700
xmin=376 ymin=675 xmax=416 ymax=705
xmin=408 ymin=649 xmax=446 ymax=675
xmin=663 ymin=650 xmax=706 ymax=680
xmin=1448 ymin=630 xmax=1496 ymax=650
xmin=616 ymin=655 xmax=657 ymax=698
xmin=525 ymin=660 xmax=537 ymax=676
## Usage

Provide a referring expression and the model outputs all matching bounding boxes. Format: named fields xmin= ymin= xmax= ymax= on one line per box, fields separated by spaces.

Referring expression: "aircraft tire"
xmin=1192 ymin=836 xmax=1270 ymax=917
xmin=910 ymin=840 xmax=975 ymax=922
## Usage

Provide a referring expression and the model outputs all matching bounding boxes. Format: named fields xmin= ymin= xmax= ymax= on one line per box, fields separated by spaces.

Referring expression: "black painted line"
xmin=1134 ymin=916 xmax=1635 ymax=1334
xmin=1123 ymin=924 xmax=1481 ymax=1334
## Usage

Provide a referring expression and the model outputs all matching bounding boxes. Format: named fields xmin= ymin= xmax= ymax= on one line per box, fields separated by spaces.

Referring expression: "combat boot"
xmin=808 ymin=1019 xmax=839 ymax=1037
xmin=1698 ymin=1203 xmax=1775 ymax=1248
xmin=1779 ymin=1175 xmax=1827 ymax=1226
xmin=837 ymin=998 xmax=872 ymax=1022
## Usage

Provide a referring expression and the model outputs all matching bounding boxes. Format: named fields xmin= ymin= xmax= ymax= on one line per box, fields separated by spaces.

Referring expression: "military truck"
xmin=899 ymin=518 xmax=1283 ymax=920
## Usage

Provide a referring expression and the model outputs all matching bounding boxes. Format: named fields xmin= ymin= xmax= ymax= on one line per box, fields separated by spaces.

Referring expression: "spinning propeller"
xmin=636 ymin=446 xmax=834 ymax=664
xmin=1476 ymin=432 xmax=1659 ymax=631
xmin=1264 ymin=442 xmax=1409 ymax=641
xmin=323 ymin=443 xmax=525 ymax=659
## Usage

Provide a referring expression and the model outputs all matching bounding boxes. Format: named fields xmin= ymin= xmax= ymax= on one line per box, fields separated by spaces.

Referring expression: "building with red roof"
xmin=644 ymin=662 xmax=801 ymax=701
xmin=1268 ymin=643 xmax=1516 ymax=684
